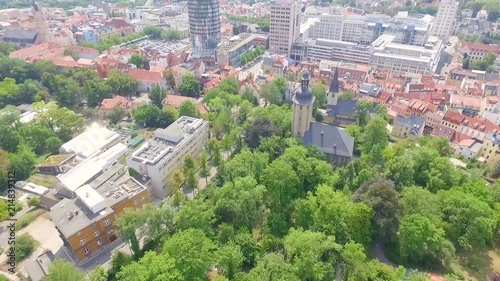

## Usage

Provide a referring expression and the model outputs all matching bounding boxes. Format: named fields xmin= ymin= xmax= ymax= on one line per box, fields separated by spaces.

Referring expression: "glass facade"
xmin=187 ymin=0 xmax=221 ymax=58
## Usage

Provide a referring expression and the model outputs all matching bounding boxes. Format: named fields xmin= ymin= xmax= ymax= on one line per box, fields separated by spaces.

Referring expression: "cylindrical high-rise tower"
xmin=187 ymin=0 xmax=221 ymax=59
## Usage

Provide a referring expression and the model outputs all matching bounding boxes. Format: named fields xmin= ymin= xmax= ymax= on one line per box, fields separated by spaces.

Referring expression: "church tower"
xmin=291 ymin=72 xmax=315 ymax=138
xmin=31 ymin=0 xmax=53 ymax=43
xmin=327 ymin=67 xmax=340 ymax=106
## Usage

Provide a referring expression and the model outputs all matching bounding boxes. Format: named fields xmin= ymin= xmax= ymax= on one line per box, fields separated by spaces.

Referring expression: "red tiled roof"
xmin=127 ymin=69 xmax=163 ymax=83
xmin=100 ymin=95 xmax=132 ymax=110
xmin=164 ymin=95 xmax=195 ymax=108
xmin=443 ymin=110 xmax=466 ymax=125
xmin=68 ymin=45 xmax=99 ymax=55
xmin=460 ymin=43 xmax=500 ymax=54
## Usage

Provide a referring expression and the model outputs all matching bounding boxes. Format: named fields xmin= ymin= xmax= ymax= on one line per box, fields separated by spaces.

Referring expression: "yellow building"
xmin=479 ymin=133 xmax=500 ymax=165
xmin=49 ymin=165 xmax=153 ymax=261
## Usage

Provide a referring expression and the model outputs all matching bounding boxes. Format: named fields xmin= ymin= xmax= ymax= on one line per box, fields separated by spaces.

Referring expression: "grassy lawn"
xmin=443 ymin=245 xmax=500 ymax=281
xmin=27 ymin=174 xmax=59 ymax=189
xmin=16 ymin=209 xmax=45 ymax=231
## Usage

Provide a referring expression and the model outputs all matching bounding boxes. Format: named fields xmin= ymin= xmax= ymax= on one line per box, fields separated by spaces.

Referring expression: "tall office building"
xmin=269 ymin=0 xmax=301 ymax=56
xmin=431 ymin=0 xmax=459 ymax=39
xmin=187 ymin=0 xmax=221 ymax=59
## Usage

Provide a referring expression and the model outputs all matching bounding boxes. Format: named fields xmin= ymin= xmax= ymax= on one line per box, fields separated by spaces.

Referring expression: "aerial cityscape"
xmin=0 ymin=0 xmax=499 ymax=280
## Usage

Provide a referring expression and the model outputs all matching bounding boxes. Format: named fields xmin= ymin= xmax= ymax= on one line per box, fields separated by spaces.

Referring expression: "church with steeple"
xmin=325 ymin=67 xmax=358 ymax=126
xmin=291 ymin=71 xmax=354 ymax=167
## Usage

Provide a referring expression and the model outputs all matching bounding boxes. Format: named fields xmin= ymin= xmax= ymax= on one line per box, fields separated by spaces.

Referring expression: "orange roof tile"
xmin=127 ymin=69 xmax=163 ymax=83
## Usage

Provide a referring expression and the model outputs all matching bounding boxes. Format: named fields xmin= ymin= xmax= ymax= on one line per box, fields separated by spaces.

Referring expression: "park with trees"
xmin=36 ymin=73 xmax=500 ymax=281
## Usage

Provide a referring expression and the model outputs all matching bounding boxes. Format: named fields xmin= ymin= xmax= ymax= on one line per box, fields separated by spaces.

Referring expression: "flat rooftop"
xmin=372 ymin=52 xmax=431 ymax=63
xmin=50 ymin=163 xmax=148 ymax=238
xmin=38 ymin=154 xmax=75 ymax=167
xmin=220 ymin=33 xmax=258 ymax=53
xmin=128 ymin=116 xmax=207 ymax=167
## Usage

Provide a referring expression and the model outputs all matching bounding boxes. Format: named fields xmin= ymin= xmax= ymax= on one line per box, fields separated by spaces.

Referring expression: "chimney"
xmin=320 ymin=131 xmax=324 ymax=147
xmin=333 ymin=144 xmax=337 ymax=155
xmin=86 ymin=192 xmax=89 ymax=198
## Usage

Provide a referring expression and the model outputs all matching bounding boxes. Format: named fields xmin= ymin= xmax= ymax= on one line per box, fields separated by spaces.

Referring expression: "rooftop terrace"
xmin=129 ymin=116 xmax=206 ymax=166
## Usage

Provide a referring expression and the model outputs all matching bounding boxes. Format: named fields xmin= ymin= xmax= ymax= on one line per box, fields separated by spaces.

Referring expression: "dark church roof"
xmin=329 ymin=67 xmax=340 ymax=93
xmin=2 ymin=29 xmax=38 ymax=41
xmin=303 ymin=122 xmax=354 ymax=158
xmin=292 ymin=71 xmax=315 ymax=106
xmin=326 ymin=100 xmax=357 ymax=117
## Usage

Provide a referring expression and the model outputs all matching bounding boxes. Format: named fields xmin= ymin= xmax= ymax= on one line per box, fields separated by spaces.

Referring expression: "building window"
xmin=134 ymin=200 xmax=138 ymax=206
xmin=141 ymin=196 xmax=145 ymax=201
xmin=77 ymin=232 xmax=82 ymax=237
xmin=97 ymin=239 xmax=102 ymax=246
xmin=104 ymin=219 xmax=111 ymax=226
xmin=91 ymin=223 xmax=96 ymax=228
xmin=80 ymin=239 xmax=86 ymax=245
xmin=84 ymin=248 xmax=90 ymax=255
xmin=94 ymin=231 xmax=100 ymax=237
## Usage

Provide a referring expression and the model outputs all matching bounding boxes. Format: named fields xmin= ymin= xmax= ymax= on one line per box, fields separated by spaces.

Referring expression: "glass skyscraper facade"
xmin=187 ymin=0 xmax=221 ymax=59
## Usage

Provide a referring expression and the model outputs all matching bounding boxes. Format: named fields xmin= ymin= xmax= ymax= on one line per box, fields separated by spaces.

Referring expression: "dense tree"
xmin=15 ymin=234 xmax=36 ymax=262
xmin=133 ymin=104 xmax=176 ymax=128
xmin=178 ymin=100 xmax=198 ymax=118
xmin=353 ymin=99 xmax=372 ymax=127
xmin=9 ymin=144 xmax=36 ymax=181
xmin=179 ymin=72 xmax=201 ymax=97
xmin=149 ymin=84 xmax=167 ymax=108
xmin=218 ymin=77 xmax=239 ymax=95
xmin=294 ymin=184 xmax=372 ymax=245
xmin=425 ymin=157 xmax=457 ymax=193
xmin=108 ymin=105 xmax=127 ymax=125
xmin=117 ymin=251 xmax=182 ymax=281
xmin=32 ymin=101 xmax=84 ymax=141
xmin=311 ymin=83 xmax=327 ymax=108
xmin=215 ymin=244 xmax=244 ymax=279
xmin=284 ymin=228 xmax=341 ymax=280
xmin=44 ymin=259 xmax=85 ymax=281
xmin=0 ymin=125 xmax=21 ymax=152
xmin=355 ymin=178 xmax=401 ymax=239
xmin=384 ymin=155 xmax=415 ymax=189
xmin=262 ymin=159 xmax=301 ymax=235
xmin=128 ymin=54 xmax=144 ymax=69
xmin=115 ymin=207 xmax=145 ymax=257
xmin=163 ymin=229 xmax=215 ymax=281
xmin=437 ymin=189 xmax=497 ymax=249
xmin=88 ymin=265 xmax=107 ymax=281
xmin=215 ymin=176 xmax=266 ymax=231
xmin=244 ymin=253 xmax=300 ymax=281
xmin=419 ymin=136 xmax=451 ymax=157
xmin=260 ymin=82 xmax=283 ymax=106
xmin=361 ymin=116 xmax=389 ymax=156
xmin=401 ymin=187 xmax=442 ymax=226
xmin=106 ymin=70 xmax=138 ymax=96
xmin=175 ymin=199 xmax=215 ymax=235
xmin=163 ymin=68 xmax=176 ymax=89
xmin=345 ymin=124 xmax=362 ymax=154
xmin=244 ymin=117 xmax=280 ymax=149
xmin=399 ymin=214 xmax=455 ymax=267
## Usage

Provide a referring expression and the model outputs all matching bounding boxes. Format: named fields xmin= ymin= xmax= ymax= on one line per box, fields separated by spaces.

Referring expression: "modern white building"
xmin=431 ymin=0 xmax=459 ymax=39
xmin=60 ymin=123 xmax=121 ymax=160
xmin=369 ymin=34 xmax=444 ymax=75
xmin=269 ymin=0 xmax=302 ymax=56
xmin=56 ymin=143 xmax=128 ymax=198
xmin=306 ymin=38 xmax=373 ymax=64
xmin=127 ymin=116 xmax=209 ymax=199
xmin=309 ymin=10 xmax=433 ymax=46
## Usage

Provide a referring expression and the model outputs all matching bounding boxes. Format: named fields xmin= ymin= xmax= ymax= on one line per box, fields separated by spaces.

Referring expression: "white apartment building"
xmin=369 ymin=34 xmax=443 ymax=75
xmin=269 ymin=0 xmax=301 ymax=56
xmin=127 ymin=117 xmax=209 ymax=199
xmin=306 ymin=38 xmax=373 ymax=64
xmin=431 ymin=0 xmax=459 ymax=39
